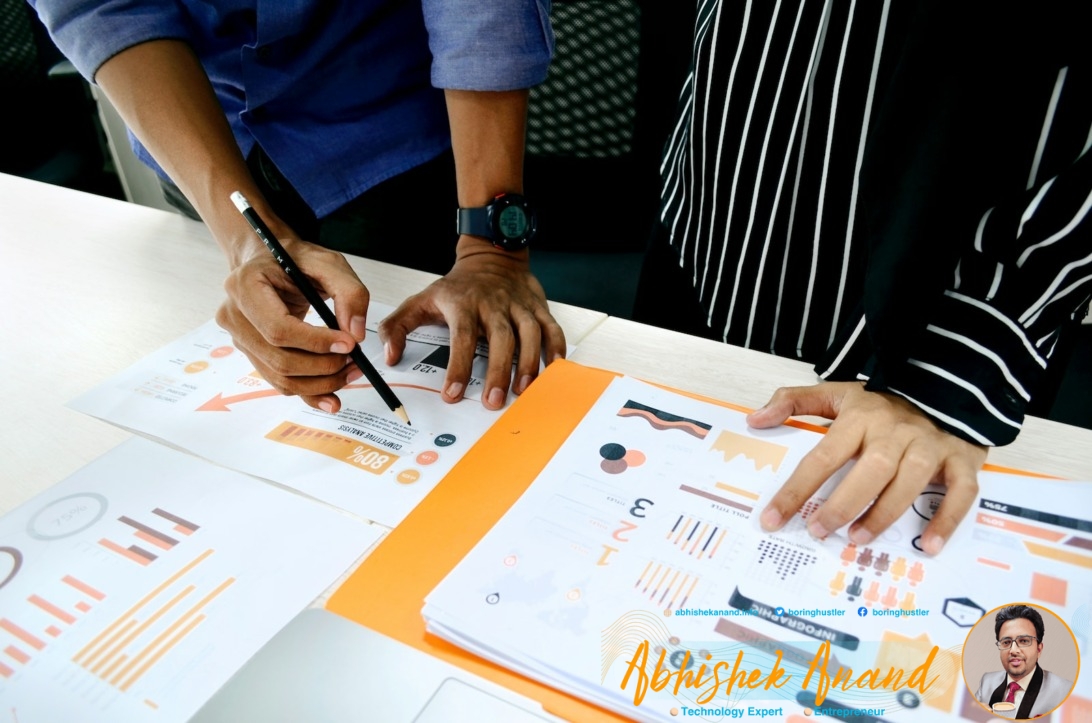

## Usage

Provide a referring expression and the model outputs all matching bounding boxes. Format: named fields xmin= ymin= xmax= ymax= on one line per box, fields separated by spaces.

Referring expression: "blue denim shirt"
xmin=30 ymin=0 xmax=553 ymax=216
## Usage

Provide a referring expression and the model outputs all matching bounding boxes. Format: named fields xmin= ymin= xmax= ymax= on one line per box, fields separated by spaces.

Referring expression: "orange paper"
xmin=327 ymin=360 xmax=628 ymax=721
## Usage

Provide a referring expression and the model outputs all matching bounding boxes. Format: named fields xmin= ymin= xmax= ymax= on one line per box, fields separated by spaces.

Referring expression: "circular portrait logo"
xmin=962 ymin=602 xmax=1079 ymax=719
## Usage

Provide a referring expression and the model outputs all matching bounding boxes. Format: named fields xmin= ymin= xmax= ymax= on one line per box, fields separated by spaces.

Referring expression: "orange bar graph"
xmin=708 ymin=529 xmax=727 ymax=559
xmin=121 ymin=615 xmax=206 ymax=692
xmin=76 ymin=601 xmax=92 ymax=613
xmin=641 ymin=564 xmax=662 ymax=594
xmin=73 ymin=549 xmax=213 ymax=666
xmin=90 ymin=586 xmax=195 ymax=676
xmin=688 ymin=523 xmax=709 ymax=554
xmin=977 ymin=557 xmax=1012 ymax=570
xmin=63 ymin=575 xmax=105 ymax=601
xmin=116 ymin=576 xmax=234 ymax=690
xmin=28 ymin=595 xmax=77 ymax=625
xmin=680 ymin=576 xmax=699 ymax=607
xmin=134 ymin=530 xmax=174 ymax=551
xmin=0 ymin=661 xmax=12 ymax=678
xmin=101 ymin=653 xmax=129 ymax=681
xmin=5 ymin=645 xmax=29 ymax=664
xmin=715 ymin=482 xmax=761 ymax=501
xmin=976 ymin=513 xmax=1067 ymax=542
xmin=672 ymin=518 xmax=691 ymax=545
xmin=153 ymin=508 xmax=199 ymax=534
xmin=98 ymin=539 xmax=153 ymax=566
xmin=83 ymin=619 xmax=136 ymax=671
xmin=658 ymin=570 xmax=681 ymax=605
xmin=0 ymin=620 xmax=44 ymax=651
xmin=668 ymin=574 xmax=691 ymax=610
xmin=45 ymin=626 xmax=61 ymax=638
xmin=266 ymin=422 xmax=398 ymax=474
xmin=1024 ymin=541 xmax=1092 ymax=569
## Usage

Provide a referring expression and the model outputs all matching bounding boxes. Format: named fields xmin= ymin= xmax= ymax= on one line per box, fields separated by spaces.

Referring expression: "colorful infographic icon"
xmin=599 ymin=443 xmax=646 ymax=474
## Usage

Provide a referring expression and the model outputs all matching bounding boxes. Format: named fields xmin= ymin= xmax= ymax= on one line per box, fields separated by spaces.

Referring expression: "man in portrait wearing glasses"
xmin=975 ymin=605 xmax=1073 ymax=718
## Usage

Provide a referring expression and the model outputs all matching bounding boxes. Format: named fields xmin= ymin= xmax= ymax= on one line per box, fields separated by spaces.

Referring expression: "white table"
xmin=0 ymin=173 xmax=607 ymax=516
xmin=572 ymin=317 xmax=1092 ymax=479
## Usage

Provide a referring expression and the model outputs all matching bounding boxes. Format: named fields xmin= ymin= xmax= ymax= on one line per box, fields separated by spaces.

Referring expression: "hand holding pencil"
xmin=212 ymin=192 xmax=408 ymax=422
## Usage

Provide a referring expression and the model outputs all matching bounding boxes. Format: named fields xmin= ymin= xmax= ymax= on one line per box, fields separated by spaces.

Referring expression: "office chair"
xmin=0 ymin=0 xmax=120 ymax=196
xmin=525 ymin=0 xmax=695 ymax=316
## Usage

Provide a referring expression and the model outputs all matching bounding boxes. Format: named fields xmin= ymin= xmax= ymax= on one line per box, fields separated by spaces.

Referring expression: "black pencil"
xmin=230 ymin=192 xmax=411 ymax=425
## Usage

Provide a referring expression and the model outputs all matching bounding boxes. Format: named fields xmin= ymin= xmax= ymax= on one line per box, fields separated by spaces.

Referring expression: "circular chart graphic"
xmin=396 ymin=469 xmax=421 ymax=485
xmin=912 ymin=491 xmax=945 ymax=520
xmin=27 ymin=493 xmax=108 ymax=540
xmin=0 ymin=547 xmax=23 ymax=590
xmin=598 ymin=443 xmax=647 ymax=474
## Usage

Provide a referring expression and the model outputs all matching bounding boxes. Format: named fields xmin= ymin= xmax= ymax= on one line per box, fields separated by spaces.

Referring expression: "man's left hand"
xmin=378 ymin=241 xmax=565 ymax=410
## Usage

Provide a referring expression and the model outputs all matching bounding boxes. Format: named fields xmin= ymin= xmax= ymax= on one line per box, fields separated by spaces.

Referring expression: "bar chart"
xmin=0 ymin=438 xmax=379 ymax=722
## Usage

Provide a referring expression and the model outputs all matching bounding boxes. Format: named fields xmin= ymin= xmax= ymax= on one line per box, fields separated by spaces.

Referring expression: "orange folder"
xmin=325 ymin=359 xmax=1047 ymax=721
xmin=327 ymin=360 xmax=631 ymax=721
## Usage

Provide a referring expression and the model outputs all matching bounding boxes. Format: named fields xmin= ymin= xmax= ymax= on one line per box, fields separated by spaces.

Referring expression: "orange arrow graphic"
xmin=197 ymin=382 xmax=442 ymax=411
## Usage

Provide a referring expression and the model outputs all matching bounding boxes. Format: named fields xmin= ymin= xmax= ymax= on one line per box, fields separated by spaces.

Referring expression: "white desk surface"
xmin=3 ymin=171 xmax=1091 ymax=721
xmin=0 ymin=173 xmax=606 ymax=517
xmin=3 ymin=170 xmax=1089 ymax=510
xmin=572 ymin=317 xmax=1092 ymax=480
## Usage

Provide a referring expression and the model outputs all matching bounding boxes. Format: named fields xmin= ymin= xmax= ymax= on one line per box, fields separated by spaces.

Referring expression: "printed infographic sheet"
xmin=0 ymin=437 xmax=380 ymax=722
xmin=424 ymin=376 xmax=1091 ymax=722
xmin=68 ymin=303 xmax=504 ymax=527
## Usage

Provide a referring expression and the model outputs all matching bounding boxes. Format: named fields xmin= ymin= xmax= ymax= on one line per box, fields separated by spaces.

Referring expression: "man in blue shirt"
xmin=30 ymin=0 xmax=564 ymax=413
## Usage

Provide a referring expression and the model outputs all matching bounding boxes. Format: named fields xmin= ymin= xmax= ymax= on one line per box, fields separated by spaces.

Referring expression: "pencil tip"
xmin=395 ymin=406 xmax=411 ymax=426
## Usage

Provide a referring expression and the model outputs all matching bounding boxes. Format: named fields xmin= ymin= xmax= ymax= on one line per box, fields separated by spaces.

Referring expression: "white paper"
xmin=0 ymin=438 xmax=380 ymax=722
xmin=424 ymin=376 xmax=1091 ymax=721
xmin=68 ymin=303 xmax=504 ymax=527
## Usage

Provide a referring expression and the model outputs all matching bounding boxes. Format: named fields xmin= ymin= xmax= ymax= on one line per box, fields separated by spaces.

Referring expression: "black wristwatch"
xmin=456 ymin=193 xmax=538 ymax=251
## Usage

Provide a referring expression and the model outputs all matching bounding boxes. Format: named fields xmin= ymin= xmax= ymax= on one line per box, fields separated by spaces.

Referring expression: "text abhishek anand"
xmin=619 ymin=639 xmax=941 ymax=707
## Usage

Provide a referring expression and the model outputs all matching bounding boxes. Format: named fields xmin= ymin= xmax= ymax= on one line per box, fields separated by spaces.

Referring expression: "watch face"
xmin=497 ymin=205 xmax=528 ymax=240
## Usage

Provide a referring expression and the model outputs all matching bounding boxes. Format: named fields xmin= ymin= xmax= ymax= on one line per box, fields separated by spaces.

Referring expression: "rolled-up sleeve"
xmin=29 ymin=0 xmax=191 ymax=82
xmin=422 ymin=0 xmax=553 ymax=90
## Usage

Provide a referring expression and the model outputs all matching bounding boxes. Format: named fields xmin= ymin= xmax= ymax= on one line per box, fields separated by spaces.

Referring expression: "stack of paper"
xmin=422 ymin=375 xmax=1092 ymax=721
xmin=68 ymin=302 xmax=507 ymax=528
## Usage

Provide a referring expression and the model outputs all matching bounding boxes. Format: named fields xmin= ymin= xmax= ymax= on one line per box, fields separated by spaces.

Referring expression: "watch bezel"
xmin=488 ymin=193 xmax=537 ymax=251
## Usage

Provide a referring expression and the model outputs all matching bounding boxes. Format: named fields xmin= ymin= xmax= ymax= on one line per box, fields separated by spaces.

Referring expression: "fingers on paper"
xmin=760 ymin=421 xmax=860 ymax=533
xmin=845 ymin=438 xmax=939 ymax=544
xmin=920 ymin=456 xmax=980 ymax=555
xmin=440 ymin=308 xmax=480 ymax=404
xmin=378 ymin=291 xmax=438 ymax=365
xmin=537 ymin=305 xmax=567 ymax=367
xmin=480 ymin=311 xmax=517 ymax=410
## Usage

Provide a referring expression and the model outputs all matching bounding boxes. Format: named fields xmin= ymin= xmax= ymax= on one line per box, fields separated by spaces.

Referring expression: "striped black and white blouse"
xmin=660 ymin=0 xmax=1092 ymax=445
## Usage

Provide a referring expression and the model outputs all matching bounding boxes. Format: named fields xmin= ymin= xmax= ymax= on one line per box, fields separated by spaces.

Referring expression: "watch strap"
xmin=457 ymin=207 xmax=492 ymax=239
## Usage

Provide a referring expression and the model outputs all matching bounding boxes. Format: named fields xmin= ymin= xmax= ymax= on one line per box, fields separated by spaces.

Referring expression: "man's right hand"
xmin=215 ymin=235 xmax=371 ymax=414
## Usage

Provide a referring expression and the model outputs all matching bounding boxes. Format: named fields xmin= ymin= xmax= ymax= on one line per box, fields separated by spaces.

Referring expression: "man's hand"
xmin=216 ymin=236 xmax=371 ymax=414
xmin=748 ymin=382 xmax=986 ymax=555
xmin=379 ymin=241 xmax=565 ymax=410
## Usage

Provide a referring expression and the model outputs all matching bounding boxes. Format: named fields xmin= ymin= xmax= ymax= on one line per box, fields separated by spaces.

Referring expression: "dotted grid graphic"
xmin=750 ymin=539 xmax=818 ymax=585
xmin=527 ymin=1 xmax=641 ymax=158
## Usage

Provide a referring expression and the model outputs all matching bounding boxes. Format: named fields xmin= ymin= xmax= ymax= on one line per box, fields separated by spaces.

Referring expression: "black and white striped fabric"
xmin=660 ymin=0 xmax=1092 ymax=445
